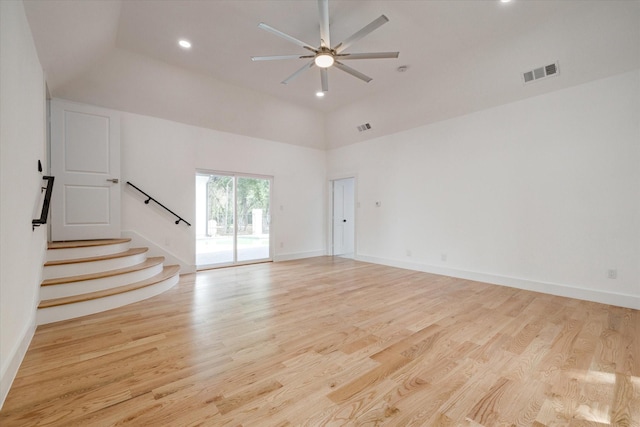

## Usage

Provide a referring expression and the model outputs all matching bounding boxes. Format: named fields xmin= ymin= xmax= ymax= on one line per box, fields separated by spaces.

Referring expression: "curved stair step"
xmin=47 ymin=238 xmax=132 ymax=249
xmin=47 ymin=239 xmax=132 ymax=262
xmin=43 ymin=248 xmax=149 ymax=280
xmin=44 ymin=247 xmax=147 ymax=266
xmin=40 ymin=257 xmax=166 ymax=300
xmin=37 ymin=265 xmax=180 ymax=325
xmin=42 ymin=257 xmax=165 ymax=286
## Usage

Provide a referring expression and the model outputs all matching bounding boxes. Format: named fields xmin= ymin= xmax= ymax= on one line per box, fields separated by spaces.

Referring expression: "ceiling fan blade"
xmin=281 ymin=60 xmax=315 ymax=85
xmin=318 ymin=0 xmax=331 ymax=48
xmin=321 ymin=68 xmax=329 ymax=92
xmin=334 ymin=15 xmax=389 ymax=53
xmin=334 ymin=61 xmax=372 ymax=83
xmin=258 ymin=22 xmax=316 ymax=52
xmin=336 ymin=52 xmax=399 ymax=60
xmin=251 ymin=54 xmax=313 ymax=61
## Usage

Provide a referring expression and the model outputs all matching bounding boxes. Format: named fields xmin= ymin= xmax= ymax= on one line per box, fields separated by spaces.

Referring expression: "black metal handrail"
xmin=126 ymin=181 xmax=191 ymax=226
xmin=33 ymin=176 xmax=55 ymax=231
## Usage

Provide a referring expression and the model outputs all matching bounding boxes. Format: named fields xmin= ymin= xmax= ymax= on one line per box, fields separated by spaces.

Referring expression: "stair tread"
xmin=41 ymin=257 xmax=165 ymax=286
xmin=38 ymin=265 xmax=180 ymax=309
xmin=48 ymin=238 xmax=131 ymax=250
xmin=44 ymin=247 xmax=148 ymax=266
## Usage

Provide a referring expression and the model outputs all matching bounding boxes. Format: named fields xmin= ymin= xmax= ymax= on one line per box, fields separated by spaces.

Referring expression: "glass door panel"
xmin=237 ymin=177 xmax=270 ymax=262
xmin=196 ymin=173 xmax=234 ymax=267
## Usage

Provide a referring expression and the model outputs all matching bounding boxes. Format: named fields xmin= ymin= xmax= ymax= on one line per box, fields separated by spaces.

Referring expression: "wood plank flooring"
xmin=1 ymin=257 xmax=638 ymax=426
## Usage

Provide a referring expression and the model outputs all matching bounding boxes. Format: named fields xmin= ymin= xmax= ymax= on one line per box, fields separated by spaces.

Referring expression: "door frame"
xmin=195 ymin=169 xmax=274 ymax=269
xmin=328 ymin=175 xmax=357 ymax=258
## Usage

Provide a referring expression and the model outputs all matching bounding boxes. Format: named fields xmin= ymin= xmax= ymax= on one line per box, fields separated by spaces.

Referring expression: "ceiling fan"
xmin=251 ymin=0 xmax=399 ymax=93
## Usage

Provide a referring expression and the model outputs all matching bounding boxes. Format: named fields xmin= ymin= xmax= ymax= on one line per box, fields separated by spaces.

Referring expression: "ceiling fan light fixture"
xmin=314 ymin=53 xmax=334 ymax=68
xmin=253 ymin=0 xmax=399 ymax=91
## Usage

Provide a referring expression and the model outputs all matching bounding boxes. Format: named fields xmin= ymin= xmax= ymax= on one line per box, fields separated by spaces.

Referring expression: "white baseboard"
xmin=121 ymin=230 xmax=195 ymax=273
xmin=1 ymin=238 xmax=47 ymax=408
xmin=274 ymin=250 xmax=326 ymax=262
xmin=0 ymin=315 xmax=36 ymax=410
xmin=356 ymin=255 xmax=640 ymax=310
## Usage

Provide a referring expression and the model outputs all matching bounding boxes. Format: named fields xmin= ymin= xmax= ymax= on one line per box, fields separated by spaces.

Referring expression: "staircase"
xmin=37 ymin=238 xmax=180 ymax=325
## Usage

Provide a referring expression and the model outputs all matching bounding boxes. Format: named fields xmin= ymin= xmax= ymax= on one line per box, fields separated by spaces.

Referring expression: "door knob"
xmin=106 ymin=178 xmax=119 ymax=183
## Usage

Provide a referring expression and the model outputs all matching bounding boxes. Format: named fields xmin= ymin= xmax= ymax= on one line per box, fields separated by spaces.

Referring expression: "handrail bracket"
xmin=33 ymin=176 xmax=55 ymax=231
xmin=126 ymin=181 xmax=191 ymax=226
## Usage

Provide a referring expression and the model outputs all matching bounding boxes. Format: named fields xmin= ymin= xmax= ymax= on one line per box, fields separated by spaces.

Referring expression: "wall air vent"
xmin=523 ymin=62 xmax=559 ymax=84
xmin=357 ymin=123 xmax=372 ymax=132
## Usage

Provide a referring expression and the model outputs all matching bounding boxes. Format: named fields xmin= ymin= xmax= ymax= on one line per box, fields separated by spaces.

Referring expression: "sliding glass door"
xmin=236 ymin=176 xmax=271 ymax=262
xmin=195 ymin=172 xmax=271 ymax=268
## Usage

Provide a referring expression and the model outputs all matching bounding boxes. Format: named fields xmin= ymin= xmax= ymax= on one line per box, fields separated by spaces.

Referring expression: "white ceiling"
xmin=23 ymin=0 xmax=640 ymax=147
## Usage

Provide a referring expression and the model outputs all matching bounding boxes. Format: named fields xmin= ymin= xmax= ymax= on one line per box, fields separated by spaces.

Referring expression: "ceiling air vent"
xmin=522 ymin=62 xmax=559 ymax=84
xmin=357 ymin=123 xmax=372 ymax=132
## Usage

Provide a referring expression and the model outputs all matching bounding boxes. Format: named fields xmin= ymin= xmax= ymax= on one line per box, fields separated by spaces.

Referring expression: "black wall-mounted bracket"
xmin=33 ymin=176 xmax=55 ymax=231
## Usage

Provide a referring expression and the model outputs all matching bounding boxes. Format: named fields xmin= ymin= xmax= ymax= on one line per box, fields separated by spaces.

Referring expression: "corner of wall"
xmin=0 ymin=0 xmax=49 ymax=409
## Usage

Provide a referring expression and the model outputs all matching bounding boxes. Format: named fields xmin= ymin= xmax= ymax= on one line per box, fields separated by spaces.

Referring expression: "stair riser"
xmin=40 ymin=263 xmax=164 ymax=300
xmin=43 ymin=253 xmax=148 ymax=280
xmin=36 ymin=274 xmax=180 ymax=325
xmin=46 ymin=242 xmax=130 ymax=262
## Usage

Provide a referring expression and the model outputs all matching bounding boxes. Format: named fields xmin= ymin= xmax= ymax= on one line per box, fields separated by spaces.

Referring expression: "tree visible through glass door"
xmin=236 ymin=177 xmax=270 ymax=262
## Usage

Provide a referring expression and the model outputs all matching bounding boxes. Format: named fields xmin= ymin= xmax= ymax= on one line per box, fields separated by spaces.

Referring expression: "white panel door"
xmin=333 ymin=178 xmax=355 ymax=257
xmin=51 ymin=99 xmax=120 ymax=241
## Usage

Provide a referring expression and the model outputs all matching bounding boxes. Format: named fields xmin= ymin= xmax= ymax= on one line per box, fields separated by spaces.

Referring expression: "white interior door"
xmin=333 ymin=178 xmax=355 ymax=257
xmin=50 ymin=99 xmax=120 ymax=241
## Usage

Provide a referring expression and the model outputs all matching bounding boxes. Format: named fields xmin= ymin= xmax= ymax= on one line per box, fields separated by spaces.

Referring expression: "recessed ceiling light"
xmin=178 ymin=39 xmax=192 ymax=49
xmin=500 ymin=0 xmax=512 ymax=3
xmin=316 ymin=91 xmax=325 ymax=97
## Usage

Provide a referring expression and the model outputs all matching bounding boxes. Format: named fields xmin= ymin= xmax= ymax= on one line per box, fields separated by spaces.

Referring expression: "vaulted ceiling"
xmin=23 ymin=0 xmax=640 ymax=149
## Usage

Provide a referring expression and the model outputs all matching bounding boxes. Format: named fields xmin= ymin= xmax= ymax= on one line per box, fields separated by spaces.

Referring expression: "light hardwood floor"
xmin=1 ymin=257 xmax=638 ymax=426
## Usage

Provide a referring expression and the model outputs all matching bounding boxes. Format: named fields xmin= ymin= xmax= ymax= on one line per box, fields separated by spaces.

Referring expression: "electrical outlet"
xmin=607 ymin=269 xmax=617 ymax=279
xmin=406 ymin=249 xmax=412 ymax=257
xmin=280 ymin=242 xmax=284 ymax=248
xmin=441 ymin=253 xmax=447 ymax=262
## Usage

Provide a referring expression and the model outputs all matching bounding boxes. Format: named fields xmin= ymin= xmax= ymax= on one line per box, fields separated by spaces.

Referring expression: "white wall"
xmin=54 ymin=48 xmax=327 ymax=150
xmin=328 ymin=70 xmax=640 ymax=309
xmin=120 ymin=112 xmax=327 ymax=271
xmin=325 ymin=2 xmax=640 ymax=150
xmin=0 ymin=0 xmax=47 ymax=407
